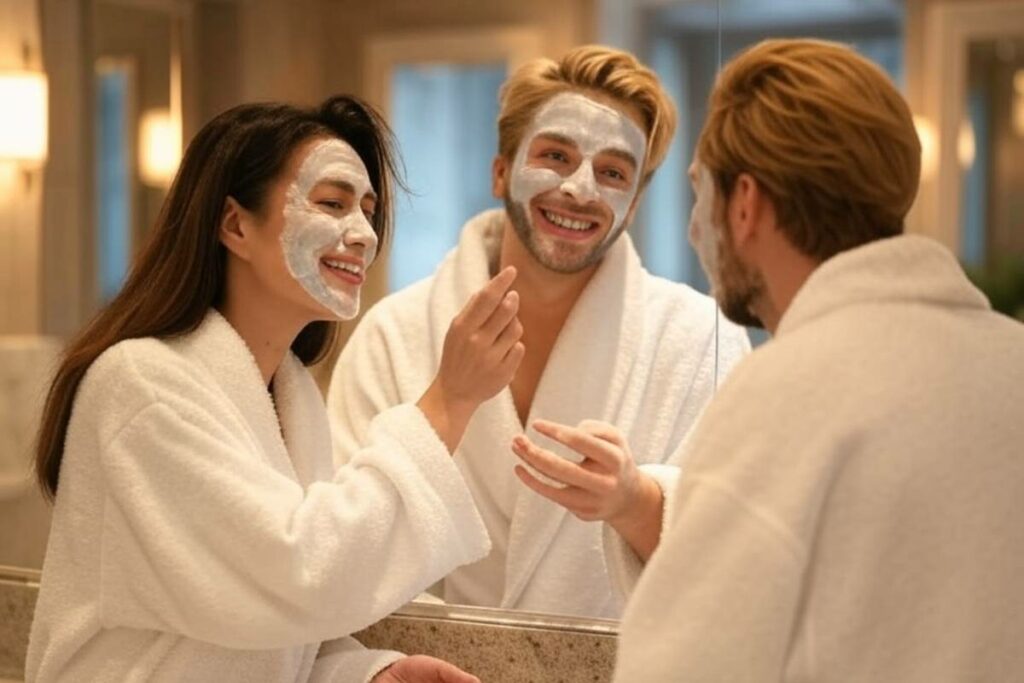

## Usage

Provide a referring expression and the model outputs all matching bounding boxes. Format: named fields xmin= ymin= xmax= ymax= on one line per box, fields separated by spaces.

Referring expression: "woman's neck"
xmin=219 ymin=270 xmax=308 ymax=387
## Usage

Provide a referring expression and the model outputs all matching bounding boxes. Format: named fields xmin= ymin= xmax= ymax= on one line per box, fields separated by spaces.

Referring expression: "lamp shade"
xmin=0 ymin=70 xmax=48 ymax=163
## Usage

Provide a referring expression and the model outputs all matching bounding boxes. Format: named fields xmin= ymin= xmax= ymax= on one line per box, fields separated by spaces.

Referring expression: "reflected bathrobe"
xmin=614 ymin=235 xmax=1024 ymax=682
xmin=26 ymin=310 xmax=490 ymax=683
xmin=327 ymin=209 xmax=750 ymax=619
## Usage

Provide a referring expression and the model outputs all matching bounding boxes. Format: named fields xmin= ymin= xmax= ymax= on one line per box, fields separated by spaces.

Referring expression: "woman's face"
xmin=244 ymin=135 xmax=379 ymax=323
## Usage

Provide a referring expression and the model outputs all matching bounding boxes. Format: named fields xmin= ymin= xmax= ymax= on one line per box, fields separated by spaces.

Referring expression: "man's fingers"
xmin=502 ymin=340 xmax=526 ymax=368
xmin=577 ymin=418 xmax=627 ymax=447
xmin=489 ymin=305 xmax=523 ymax=351
xmin=532 ymin=419 xmax=621 ymax=467
xmin=460 ymin=266 xmax=517 ymax=329
xmin=512 ymin=436 xmax=608 ymax=492
xmin=514 ymin=465 xmax=592 ymax=511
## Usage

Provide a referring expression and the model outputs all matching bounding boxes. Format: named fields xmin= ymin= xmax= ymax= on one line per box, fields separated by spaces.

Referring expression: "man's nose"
xmin=558 ymin=161 xmax=601 ymax=204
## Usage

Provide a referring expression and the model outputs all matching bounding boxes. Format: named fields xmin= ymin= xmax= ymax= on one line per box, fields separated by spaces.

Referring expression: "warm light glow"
xmin=139 ymin=108 xmax=181 ymax=187
xmin=1015 ymin=69 xmax=1024 ymax=96
xmin=958 ymin=119 xmax=976 ymax=169
xmin=913 ymin=115 xmax=938 ymax=182
xmin=0 ymin=71 xmax=48 ymax=164
xmin=1015 ymin=93 xmax=1024 ymax=138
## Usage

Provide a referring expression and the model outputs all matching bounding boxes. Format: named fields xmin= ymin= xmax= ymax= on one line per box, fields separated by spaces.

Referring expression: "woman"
xmin=27 ymin=96 xmax=524 ymax=682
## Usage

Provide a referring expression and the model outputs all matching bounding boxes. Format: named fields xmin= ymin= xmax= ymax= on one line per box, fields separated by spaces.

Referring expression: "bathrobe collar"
xmin=176 ymin=309 xmax=330 ymax=488
xmin=777 ymin=235 xmax=991 ymax=338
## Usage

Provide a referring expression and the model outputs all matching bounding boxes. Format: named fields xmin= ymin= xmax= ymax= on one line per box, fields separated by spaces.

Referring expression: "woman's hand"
xmin=372 ymin=655 xmax=480 ymax=683
xmin=418 ymin=266 xmax=525 ymax=453
xmin=512 ymin=419 xmax=664 ymax=561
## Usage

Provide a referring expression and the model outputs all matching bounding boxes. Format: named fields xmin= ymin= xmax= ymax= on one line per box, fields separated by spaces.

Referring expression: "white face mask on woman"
xmin=280 ymin=138 xmax=378 ymax=320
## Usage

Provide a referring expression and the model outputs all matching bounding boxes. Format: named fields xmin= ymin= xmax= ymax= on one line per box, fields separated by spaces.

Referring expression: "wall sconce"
xmin=0 ymin=70 xmax=48 ymax=164
xmin=913 ymin=115 xmax=939 ymax=182
xmin=0 ymin=70 xmax=47 ymax=196
xmin=1014 ymin=69 xmax=1024 ymax=138
xmin=957 ymin=119 xmax=976 ymax=170
xmin=138 ymin=107 xmax=181 ymax=187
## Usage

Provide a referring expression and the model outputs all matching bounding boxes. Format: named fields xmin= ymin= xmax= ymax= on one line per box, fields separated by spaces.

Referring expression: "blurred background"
xmin=1 ymin=0 xmax=1022 ymax=571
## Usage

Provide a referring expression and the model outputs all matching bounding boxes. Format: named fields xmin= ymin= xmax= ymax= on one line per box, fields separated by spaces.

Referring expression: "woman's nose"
xmin=341 ymin=213 xmax=379 ymax=262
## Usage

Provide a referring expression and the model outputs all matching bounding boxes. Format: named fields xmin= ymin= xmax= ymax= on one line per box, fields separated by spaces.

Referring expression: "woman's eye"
xmin=602 ymin=168 xmax=626 ymax=181
xmin=318 ymin=200 xmax=344 ymax=211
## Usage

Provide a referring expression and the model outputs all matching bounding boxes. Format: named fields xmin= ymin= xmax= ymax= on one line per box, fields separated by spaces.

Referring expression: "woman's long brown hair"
xmin=35 ymin=95 xmax=402 ymax=501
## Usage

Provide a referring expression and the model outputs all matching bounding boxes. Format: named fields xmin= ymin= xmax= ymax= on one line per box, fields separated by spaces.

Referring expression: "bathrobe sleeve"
xmin=602 ymin=320 xmax=752 ymax=601
xmin=327 ymin=304 xmax=413 ymax=467
xmin=612 ymin=475 xmax=806 ymax=682
xmin=310 ymin=637 xmax=404 ymax=683
xmin=93 ymin=347 xmax=489 ymax=651
xmin=614 ymin=353 xmax=814 ymax=682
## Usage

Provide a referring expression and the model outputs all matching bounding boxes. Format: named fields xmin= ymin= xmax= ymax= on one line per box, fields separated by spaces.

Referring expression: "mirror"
xmin=5 ymin=0 xmax=1017 ymax=636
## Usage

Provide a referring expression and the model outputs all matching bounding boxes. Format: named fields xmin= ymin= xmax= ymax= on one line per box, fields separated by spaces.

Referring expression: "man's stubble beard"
xmin=714 ymin=226 xmax=766 ymax=329
xmin=503 ymin=194 xmax=626 ymax=275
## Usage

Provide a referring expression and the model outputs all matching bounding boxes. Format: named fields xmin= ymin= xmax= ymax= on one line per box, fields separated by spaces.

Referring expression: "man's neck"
xmin=752 ymin=239 xmax=820 ymax=335
xmin=498 ymin=216 xmax=600 ymax=424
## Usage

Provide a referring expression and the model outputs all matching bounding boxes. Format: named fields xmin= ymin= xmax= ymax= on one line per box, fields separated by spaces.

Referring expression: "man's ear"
xmin=492 ymin=155 xmax=509 ymax=199
xmin=726 ymin=172 xmax=764 ymax=250
xmin=219 ymin=196 xmax=252 ymax=261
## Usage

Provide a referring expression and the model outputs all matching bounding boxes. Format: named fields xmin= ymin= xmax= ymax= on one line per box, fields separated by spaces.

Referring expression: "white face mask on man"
xmin=509 ymin=91 xmax=647 ymax=240
xmin=280 ymin=138 xmax=378 ymax=320
xmin=503 ymin=91 xmax=648 ymax=273
xmin=689 ymin=162 xmax=723 ymax=292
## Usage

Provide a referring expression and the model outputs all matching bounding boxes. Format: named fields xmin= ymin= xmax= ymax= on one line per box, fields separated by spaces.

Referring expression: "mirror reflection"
xmin=2 ymin=0 xmax=1022 ymax=662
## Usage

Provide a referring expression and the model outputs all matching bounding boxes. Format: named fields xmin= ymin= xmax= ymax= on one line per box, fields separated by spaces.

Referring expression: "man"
xmin=577 ymin=39 xmax=1022 ymax=680
xmin=327 ymin=45 xmax=749 ymax=619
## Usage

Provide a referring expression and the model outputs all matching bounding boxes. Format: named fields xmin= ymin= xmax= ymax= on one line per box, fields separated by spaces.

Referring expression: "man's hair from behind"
xmin=496 ymin=45 xmax=677 ymax=188
xmin=697 ymin=38 xmax=922 ymax=262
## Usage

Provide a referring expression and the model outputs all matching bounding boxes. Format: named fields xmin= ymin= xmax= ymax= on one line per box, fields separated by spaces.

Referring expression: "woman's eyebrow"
xmin=319 ymin=178 xmax=377 ymax=203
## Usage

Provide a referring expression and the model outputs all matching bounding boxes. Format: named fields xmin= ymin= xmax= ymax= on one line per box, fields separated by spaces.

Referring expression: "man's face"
xmin=503 ymin=92 xmax=647 ymax=273
xmin=688 ymin=159 xmax=765 ymax=328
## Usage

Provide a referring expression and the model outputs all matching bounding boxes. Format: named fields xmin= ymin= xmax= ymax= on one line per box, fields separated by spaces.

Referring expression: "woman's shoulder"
xmin=81 ymin=335 xmax=204 ymax=407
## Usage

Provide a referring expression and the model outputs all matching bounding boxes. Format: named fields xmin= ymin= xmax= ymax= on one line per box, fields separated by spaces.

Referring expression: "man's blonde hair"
xmin=497 ymin=45 xmax=677 ymax=187
xmin=697 ymin=39 xmax=921 ymax=261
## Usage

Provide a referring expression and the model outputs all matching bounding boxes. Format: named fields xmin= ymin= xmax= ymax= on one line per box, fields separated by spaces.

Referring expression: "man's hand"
xmin=512 ymin=419 xmax=664 ymax=560
xmin=372 ymin=655 xmax=480 ymax=683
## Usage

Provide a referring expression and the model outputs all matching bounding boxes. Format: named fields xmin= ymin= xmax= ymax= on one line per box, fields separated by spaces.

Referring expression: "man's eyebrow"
xmin=534 ymin=132 xmax=579 ymax=148
xmin=602 ymin=147 xmax=638 ymax=170
xmin=319 ymin=178 xmax=377 ymax=203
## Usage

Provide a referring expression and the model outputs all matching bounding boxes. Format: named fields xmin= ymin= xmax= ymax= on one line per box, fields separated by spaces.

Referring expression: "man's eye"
xmin=541 ymin=150 xmax=569 ymax=163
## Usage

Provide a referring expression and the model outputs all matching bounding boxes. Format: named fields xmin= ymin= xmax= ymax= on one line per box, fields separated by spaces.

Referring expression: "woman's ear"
xmin=219 ymin=197 xmax=252 ymax=260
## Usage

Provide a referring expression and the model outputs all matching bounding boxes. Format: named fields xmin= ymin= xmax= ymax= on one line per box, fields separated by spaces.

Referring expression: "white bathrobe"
xmin=614 ymin=235 xmax=1024 ymax=682
xmin=26 ymin=310 xmax=490 ymax=683
xmin=327 ymin=208 xmax=750 ymax=619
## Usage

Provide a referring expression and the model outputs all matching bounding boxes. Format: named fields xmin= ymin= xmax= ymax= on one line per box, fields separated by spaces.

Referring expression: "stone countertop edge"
xmin=1 ymin=571 xmax=617 ymax=683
